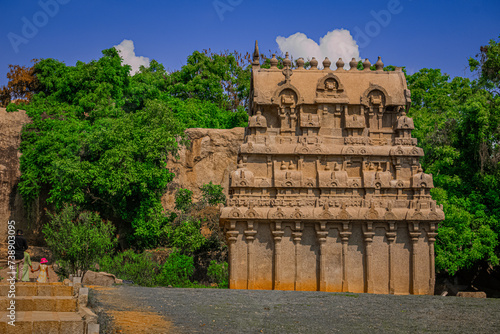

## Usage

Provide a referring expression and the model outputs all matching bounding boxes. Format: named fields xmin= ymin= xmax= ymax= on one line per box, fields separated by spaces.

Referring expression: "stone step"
xmin=0 ymin=311 xmax=84 ymax=334
xmin=0 ymin=296 xmax=77 ymax=312
xmin=0 ymin=283 xmax=73 ymax=296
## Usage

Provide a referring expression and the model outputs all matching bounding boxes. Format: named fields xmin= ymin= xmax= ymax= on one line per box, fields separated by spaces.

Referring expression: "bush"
xmin=170 ymin=219 xmax=206 ymax=255
xmin=98 ymin=250 xmax=160 ymax=287
xmin=43 ymin=203 xmax=116 ymax=278
xmin=200 ymin=182 xmax=226 ymax=206
xmin=157 ymin=251 xmax=195 ymax=287
xmin=6 ymin=101 xmax=27 ymax=112
xmin=175 ymin=188 xmax=193 ymax=213
xmin=207 ymin=260 xmax=228 ymax=288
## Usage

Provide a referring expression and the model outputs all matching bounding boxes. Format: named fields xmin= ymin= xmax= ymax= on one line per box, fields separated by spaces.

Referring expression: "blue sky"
xmin=1 ymin=0 xmax=499 ymax=87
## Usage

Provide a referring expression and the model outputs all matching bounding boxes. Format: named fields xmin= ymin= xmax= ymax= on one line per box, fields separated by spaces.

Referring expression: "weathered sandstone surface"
xmin=0 ymin=107 xmax=31 ymax=250
xmin=162 ymin=127 xmax=244 ymax=211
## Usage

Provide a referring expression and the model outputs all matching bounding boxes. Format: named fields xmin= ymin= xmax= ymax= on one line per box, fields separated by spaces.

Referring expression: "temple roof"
xmin=252 ymin=61 xmax=409 ymax=107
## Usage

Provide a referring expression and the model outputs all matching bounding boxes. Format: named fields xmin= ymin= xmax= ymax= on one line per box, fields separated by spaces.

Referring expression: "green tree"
xmin=18 ymin=50 xmax=186 ymax=248
xmin=167 ymin=50 xmax=251 ymax=112
xmin=200 ymin=182 xmax=226 ymax=206
xmin=406 ymin=63 xmax=500 ymax=275
xmin=175 ymin=188 xmax=193 ymax=213
xmin=43 ymin=204 xmax=117 ymax=278
xmin=157 ymin=251 xmax=195 ymax=287
xmin=17 ymin=47 xmax=252 ymax=249
xmin=469 ymin=35 xmax=500 ymax=93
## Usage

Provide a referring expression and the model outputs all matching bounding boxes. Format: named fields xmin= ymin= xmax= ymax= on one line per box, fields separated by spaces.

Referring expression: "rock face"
xmin=0 ymin=107 xmax=31 ymax=252
xmin=220 ymin=44 xmax=444 ymax=295
xmin=162 ymin=127 xmax=245 ymax=211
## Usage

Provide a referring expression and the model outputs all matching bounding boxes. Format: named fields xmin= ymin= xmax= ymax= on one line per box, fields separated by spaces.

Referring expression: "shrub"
xmin=170 ymin=219 xmax=206 ymax=255
xmin=43 ymin=203 xmax=116 ymax=278
xmin=207 ymin=260 xmax=228 ymax=288
xmin=98 ymin=250 xmax=160 ymax=287
xmin=175 ymin=188 xmax=193 ymax=213
xmin=200 ymin=182 xmax=226 ymax=206
xmin=157 ymin=251 xmax=195 ymax=287
xmin=6 ymin=102 xmax=19 ymax=112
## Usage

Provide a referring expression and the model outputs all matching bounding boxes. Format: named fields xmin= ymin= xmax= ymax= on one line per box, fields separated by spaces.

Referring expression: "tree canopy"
xmin=407 ymin=39 xmax=500 ymax=274
xmin=14 ymin=47 xmax=249 ymax=248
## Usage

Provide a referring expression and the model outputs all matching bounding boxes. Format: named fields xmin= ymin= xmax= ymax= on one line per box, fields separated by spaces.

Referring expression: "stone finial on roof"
xmin=310 ymin=57 xmax=318 ymax=70
xmin=252 ymin=40 xmax=260 ymax=66
xmin=323 ymin=57 xmax=331 ymax=70
xmin=349 ymin=58 xmax=357 ymax=70
xmin=296 ymin=57 xmax=305 ymax=70
xmin=363 ymin=58 xmax=371 ymax=70
xmin=375 ymin=56 xmax=384 ymax=71
xmin=283 ymin=52 xmax=292 ymax=67
xmin=336 ymin=58 xmax=345 ymax=70
xmin=270 ymin=54 xmax=278 ymax=68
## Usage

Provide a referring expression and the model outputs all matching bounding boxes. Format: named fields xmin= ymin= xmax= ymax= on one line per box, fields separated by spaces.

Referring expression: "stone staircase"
xmin=0 ymin=282 xmax=98 ymax=333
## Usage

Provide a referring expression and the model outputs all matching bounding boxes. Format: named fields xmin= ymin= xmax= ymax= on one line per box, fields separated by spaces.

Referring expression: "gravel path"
xmin=91 ymin=285 xmax=500 ymax=334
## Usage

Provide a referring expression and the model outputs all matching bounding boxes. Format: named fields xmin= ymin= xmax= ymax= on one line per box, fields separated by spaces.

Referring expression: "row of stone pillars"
xmin=225 ymin=220 xmax=437 ymax=294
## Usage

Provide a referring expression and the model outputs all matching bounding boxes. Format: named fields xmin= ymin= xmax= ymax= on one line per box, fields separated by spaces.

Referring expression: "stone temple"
xmin=220 ymin=42 xmax=444 ymax=295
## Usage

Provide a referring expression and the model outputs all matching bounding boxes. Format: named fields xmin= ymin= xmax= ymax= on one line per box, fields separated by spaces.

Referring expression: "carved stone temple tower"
xmin=220 ymin=42 xmax=444 ymax=295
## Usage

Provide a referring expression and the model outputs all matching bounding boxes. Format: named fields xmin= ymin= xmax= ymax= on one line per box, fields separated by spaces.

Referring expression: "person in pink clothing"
xmin=32 ymin=258 xmax=50 ymax=283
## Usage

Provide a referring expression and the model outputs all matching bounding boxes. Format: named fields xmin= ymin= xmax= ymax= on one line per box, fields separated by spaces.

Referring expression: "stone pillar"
xmin=363 ymin=222 xmax=375 ymax=293
xmin=292 ymin=222 xmax=303 ymax=291
xmin=315 ymin=222 xmax=328 ymax=291
xmin=427 ymin=222 xmax=438 ymax=295
xmin=408 ymin=222 xmax=421 ymax=294
xmin=272 ymin=222 xmax=284 ymax=290
xmin=244 ymin=222 xmax=257 ymax=290
xmin=339 ymin=222 xmax=351 ymax=292
xmin=386 ymin=222 xmax=397 ymax=294
xmin=226 ymin=222 xmax=239 ymax=289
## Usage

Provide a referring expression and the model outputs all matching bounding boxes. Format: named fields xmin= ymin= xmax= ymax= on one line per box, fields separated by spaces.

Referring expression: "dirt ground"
xmin=90 ymin=285 xmax=500 ymax=334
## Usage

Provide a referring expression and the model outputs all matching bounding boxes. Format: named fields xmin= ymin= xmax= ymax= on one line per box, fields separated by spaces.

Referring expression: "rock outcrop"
xmin=162 ymin=127 xmax=245 ymax=211
xmin=0 ymin=107 xmax=31 ymax=252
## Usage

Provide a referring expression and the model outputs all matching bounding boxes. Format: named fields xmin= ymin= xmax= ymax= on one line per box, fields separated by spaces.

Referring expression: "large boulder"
xmin=82 ymin=270 xmax=122 ymax=286
xmin=162 ymin=127 xmax=245 ymax=211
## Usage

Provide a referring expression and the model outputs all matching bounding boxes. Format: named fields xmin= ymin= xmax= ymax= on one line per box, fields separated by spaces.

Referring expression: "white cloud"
xmin=113 ymin=39 xmax=150 ymax=74
xmin=276 ymin=29 xmax=360 ymax=69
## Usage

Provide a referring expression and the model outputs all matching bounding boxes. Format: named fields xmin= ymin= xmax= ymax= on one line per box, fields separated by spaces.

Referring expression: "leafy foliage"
xmin=200 ymin=182 xmax=226 ymax=206
xmin=98 ymin=250 xmax=159 ymax=287
xmin=16 ymin=47 xmax=248 ymax=248
xmin=175 ymin=188 xmax=193 ymax=213
xmin=157 ymin=251 xmax=195 ymax=287
xmin=407 ymin=57 xmax=500 ymax=274
xmin=0 ymin=60 xmax=39 ymax=107
xmin=6 ymin=101 xmax=27 ymax=112
xmin=43 ymin=204 xmax=117 ymax=278
xmin=469 ymin=35 xmax=500 ymax=93
xmin=170 ymin=219 xmax=206 ymax=255
xmin=207 ymin=260 xmax=229 ymax=288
